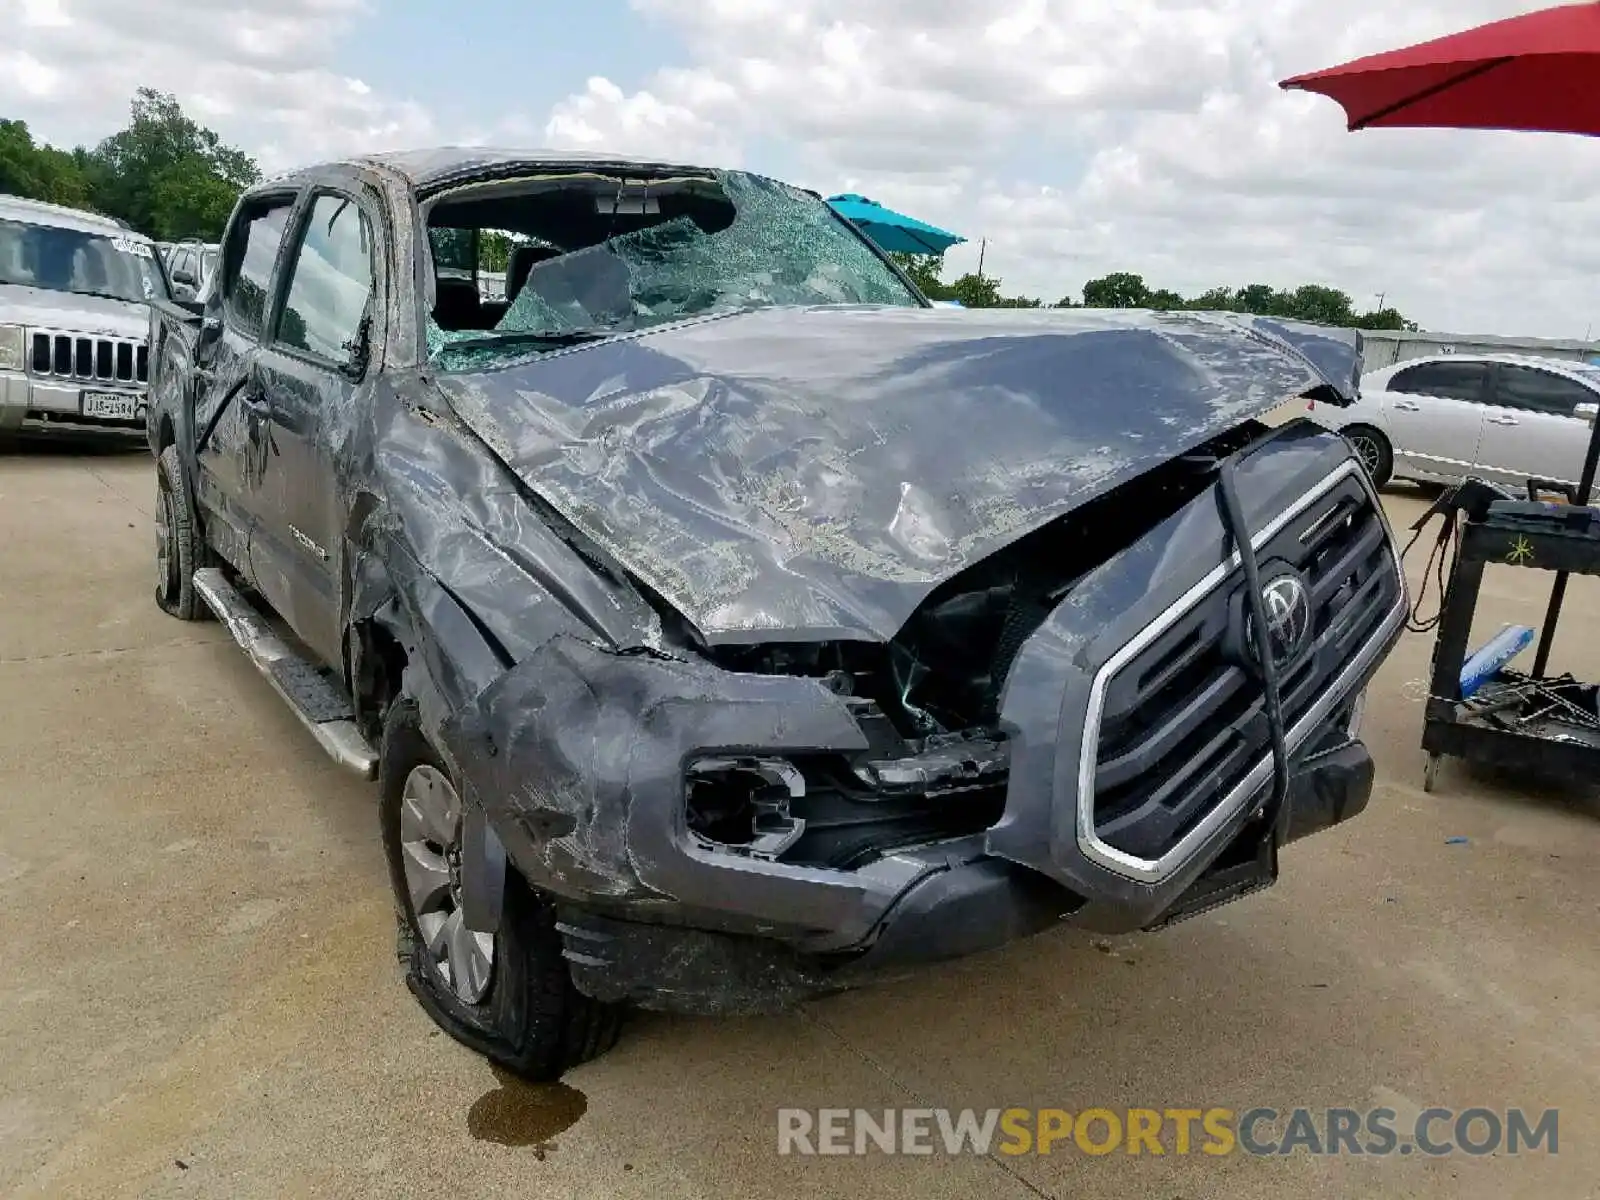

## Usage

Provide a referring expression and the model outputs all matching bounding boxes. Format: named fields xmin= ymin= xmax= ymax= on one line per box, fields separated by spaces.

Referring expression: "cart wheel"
xmin=1423 ymin=753 xmax=1441 ymax=794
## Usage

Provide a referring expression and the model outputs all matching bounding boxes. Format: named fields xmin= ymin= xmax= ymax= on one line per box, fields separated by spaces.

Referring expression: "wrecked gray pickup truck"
xmin=144 ymin=148 xmax=1405 ymax=1079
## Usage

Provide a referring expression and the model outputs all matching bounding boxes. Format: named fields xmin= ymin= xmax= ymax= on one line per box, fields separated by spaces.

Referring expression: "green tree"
xmin=0 ymin=119 xmax=91 ymax=208
xmin=888 ymin=251 xmax=953 ymax=300
xmin=1286 ymin=283 xmax=1356 ymax=326
xmin=1067 ymin=271 xmax=1418 ymax=330
xmin=886 ymin=253 xmax=1040 ymax=307
xmin=1353 ymin=307 xmax=1418 ymax=332
xmin=480 ymin=231 xmax=514 ymax=273
xmin=84 ymin=88 xmax=259 ymax=237
xmin=1081 ymin=272 xmax=1152 ymax=309
xmin=949 ymin=272 xmax=1002 ymax=308
xmin=1233 ymin=283 xmax=1281 ymax=315
xmin=147 ymin=157 xmax=240 ymax=240
xmin=1188 ymin=286 xmax=1237 ymax=311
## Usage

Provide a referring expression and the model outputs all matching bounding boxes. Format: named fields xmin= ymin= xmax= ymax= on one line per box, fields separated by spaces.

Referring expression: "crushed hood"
xmin=0 ymin=283 xmax=150 ymax=340
xmin=1211 ymin=313 xmax=1364 ymax=401
xmin=438 ymin=305 xmax=1356 ymax=644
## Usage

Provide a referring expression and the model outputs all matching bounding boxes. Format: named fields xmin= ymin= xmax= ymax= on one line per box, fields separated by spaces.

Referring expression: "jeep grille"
xmin=29 ymin=330 xmax=147 ymax=386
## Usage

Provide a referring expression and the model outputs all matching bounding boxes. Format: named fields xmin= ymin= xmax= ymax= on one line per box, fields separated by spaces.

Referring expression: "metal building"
xmin=1361 ymin=328 xmax=1600 ymax=371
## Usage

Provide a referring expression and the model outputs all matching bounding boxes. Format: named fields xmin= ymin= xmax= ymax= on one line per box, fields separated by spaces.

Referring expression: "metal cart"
xmin=1420 ymin=406 xmax=1600 ymax=793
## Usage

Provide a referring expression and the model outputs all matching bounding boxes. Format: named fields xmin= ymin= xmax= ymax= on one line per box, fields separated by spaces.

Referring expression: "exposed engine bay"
xmin=686 ymin=422 xmax=1266 ymax=871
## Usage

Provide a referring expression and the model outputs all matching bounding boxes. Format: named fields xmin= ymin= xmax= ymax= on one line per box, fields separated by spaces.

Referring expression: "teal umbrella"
xmin=826 ymin=194 xmax=966 ymax=255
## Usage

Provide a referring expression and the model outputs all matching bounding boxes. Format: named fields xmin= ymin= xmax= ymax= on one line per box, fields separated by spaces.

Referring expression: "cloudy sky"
xmin=6 ymin=0 xmax=1597 ymax=338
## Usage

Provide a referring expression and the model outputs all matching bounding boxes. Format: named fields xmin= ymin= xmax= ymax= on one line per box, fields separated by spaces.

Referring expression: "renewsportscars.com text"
xmin=776 ymin=1106 xmax=1559 ymax=1157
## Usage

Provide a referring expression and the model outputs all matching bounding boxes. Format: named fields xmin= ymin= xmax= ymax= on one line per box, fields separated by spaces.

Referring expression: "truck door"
xmin=191 ymin=193 xmax=299 ymax=578
xmin=248 ymin=187 xmax=381 ymax=670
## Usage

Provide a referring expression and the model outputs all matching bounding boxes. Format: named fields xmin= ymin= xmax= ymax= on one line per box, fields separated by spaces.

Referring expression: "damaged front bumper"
xmin=440 ymin=429 xmax=1405 ymax=1015
xmin=549 ymin=724 xmax=1375 ymax=1014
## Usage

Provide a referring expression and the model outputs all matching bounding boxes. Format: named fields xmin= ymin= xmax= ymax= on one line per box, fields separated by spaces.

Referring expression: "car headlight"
xmin=0 ymin=325 xmax=24 ymax=372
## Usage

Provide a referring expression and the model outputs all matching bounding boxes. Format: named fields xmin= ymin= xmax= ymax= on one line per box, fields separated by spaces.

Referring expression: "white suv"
xmin=1316 ymin=352 xmax=1600 ymax=489
xmin=0 ymin=193 xmax=166 ymax=440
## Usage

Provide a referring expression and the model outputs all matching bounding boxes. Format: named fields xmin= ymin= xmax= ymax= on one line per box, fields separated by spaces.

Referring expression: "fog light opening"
xmin=686 ymin=757 xmax=806 ymax=860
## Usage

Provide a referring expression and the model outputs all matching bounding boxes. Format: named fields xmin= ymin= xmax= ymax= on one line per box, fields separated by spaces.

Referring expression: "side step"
xmin=191 ymin=568 xmax=378 ymax=779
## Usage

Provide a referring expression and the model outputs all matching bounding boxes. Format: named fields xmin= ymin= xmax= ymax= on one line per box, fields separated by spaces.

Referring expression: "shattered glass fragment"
xmin=429 ymin=170 xmax=920 ymax=373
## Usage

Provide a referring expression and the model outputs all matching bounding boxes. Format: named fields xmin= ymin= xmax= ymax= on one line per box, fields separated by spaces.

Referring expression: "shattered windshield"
xmin=426 ymin=169 xmax=920 ymax=370
xmin=0 ymin=218 xmax=168 ymax=304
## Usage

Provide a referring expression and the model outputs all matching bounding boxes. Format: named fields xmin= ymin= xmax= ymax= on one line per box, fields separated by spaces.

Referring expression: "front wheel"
xmin=379 ymin=700 xmax=621 ymax=1080
xmin=1342 ymin=425 xmax=1394 ymax=488
xmin=154 ymin=445 xmax=211 ymax=620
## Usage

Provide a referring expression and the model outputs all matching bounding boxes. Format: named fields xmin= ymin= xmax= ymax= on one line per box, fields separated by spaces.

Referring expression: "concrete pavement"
xmin=2 ymin=447 xmax=1597 ymax=1199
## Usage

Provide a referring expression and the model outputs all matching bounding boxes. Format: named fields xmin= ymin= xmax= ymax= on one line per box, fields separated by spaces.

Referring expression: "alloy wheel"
xmin=1347 ymin=432 xmax=1383 ymax=478
xmin=399 ymin=764 xmax=495 ymax=1003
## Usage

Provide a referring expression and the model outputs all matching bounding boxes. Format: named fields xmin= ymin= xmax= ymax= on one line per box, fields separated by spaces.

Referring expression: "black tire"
xmin=379 ymin=700 xmax=621 ymax=1080
xmin=154 ymin=444 xmax=211 ymax=620
xmin=1343 ymin=424 xmax=1394 ymax=488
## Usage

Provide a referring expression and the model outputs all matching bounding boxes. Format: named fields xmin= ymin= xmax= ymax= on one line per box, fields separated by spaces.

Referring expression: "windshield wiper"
xmin=439 ymin=329 xmax=616 ymax=353
xmin=70 ymin=289 xmax=144 ymax=304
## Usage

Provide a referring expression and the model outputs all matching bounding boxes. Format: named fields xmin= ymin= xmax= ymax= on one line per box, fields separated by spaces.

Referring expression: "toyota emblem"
xmin=1251 ymin=572 xmax=1313 ymax=670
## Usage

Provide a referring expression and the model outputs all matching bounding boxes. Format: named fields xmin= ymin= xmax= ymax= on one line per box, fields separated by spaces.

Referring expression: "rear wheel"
xmin=154 ymin=445 xmax=211 ymax=620
xmin=1343 ymin=425 xmax=1394 ymax=488
xmin=379 ymin=700 xmax=622 ymax=1080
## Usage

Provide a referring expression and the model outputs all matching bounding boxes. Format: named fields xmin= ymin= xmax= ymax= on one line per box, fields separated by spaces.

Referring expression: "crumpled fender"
xmin=439 ymin=635 xmax=944 ymax=946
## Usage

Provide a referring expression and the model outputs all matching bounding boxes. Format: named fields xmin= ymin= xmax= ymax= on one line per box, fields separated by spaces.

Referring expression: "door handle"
xmin=239 ymin=388 xmax=270 ymax=425
xmin=1392 ymin=400 xmax=1420 ymax=411
xmin=1488 ymin=415 xmax=1519 ymax=426
xmin=240 ymin=389 xmax=270 ymax=457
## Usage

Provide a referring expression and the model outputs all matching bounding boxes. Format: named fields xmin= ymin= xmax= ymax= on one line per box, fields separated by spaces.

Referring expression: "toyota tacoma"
xmin=145 ymin=149 xmax=1405 ymax=1079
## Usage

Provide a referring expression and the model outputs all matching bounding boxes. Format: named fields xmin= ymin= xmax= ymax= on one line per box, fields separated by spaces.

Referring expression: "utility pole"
xmin=1375 ymin=292 xmax=1386 ymax=311
xmin=976 ymin=238 xmax=987 ymax=279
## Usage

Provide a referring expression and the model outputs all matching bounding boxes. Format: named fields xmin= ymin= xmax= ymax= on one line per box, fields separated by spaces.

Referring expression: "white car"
xmin=1316 ymin=353 xmax=1600 ymax=490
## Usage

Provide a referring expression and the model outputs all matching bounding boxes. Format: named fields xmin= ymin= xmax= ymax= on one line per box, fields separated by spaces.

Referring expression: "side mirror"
xmin=197 ymin=313 xmax=223 ymax=350
xmin=1576 ymin=401 xmax=1599 ymax=427
xmin=173 ymin=269 xmax=195 ymax=286
xmin=193 ymin=312 xmax=224 ymax=365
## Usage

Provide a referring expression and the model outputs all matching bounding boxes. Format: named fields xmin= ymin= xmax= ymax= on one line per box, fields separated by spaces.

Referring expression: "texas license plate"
xmin=81 ymin=391 xmax=140 ymax=420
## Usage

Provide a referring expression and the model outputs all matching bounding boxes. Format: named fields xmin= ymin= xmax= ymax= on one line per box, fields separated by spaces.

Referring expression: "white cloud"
xmin=554 ymin=0 xmax=1600 ymax=338
xmin=7 ymin=0 xmax=1594 ymax=338
xmin=544 ymin=74 xmax=740 ymax=165
xmin=1 ymin=0 xmax=434 ymax=170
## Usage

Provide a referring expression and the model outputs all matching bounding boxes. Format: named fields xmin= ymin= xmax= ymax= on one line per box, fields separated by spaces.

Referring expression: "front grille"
xmin=1090 ymin=467 xmax=1400 ymax=863
xmin=29 ymin=330 xmax=148 ymax=385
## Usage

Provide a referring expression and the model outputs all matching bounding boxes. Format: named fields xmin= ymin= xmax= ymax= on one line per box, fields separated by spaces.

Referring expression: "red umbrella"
xmin=1285 ymin=3 xmax=1600 ymax=683
xmin=1280 ymin=2 xmax=1600 ymax=136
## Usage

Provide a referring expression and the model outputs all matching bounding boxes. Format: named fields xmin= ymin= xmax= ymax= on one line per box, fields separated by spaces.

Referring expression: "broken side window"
xmin=429 ymin=227 xmax=477 ymax=279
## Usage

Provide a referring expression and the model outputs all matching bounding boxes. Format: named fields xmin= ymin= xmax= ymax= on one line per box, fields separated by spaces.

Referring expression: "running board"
xmin=191 ymin=568 xmax=378 ymax=779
